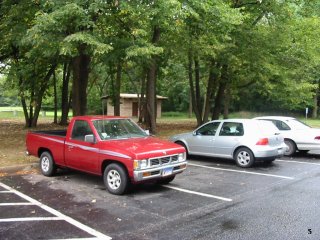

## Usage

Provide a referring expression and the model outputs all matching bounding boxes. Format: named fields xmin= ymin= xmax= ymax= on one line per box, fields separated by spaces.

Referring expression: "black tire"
xmin=263 ymin=158 xmax=276 ymax=165
xmin=284 ymin=139 xmax=296 ymax=156
xmin=157 ymin=175 xmax=175 ymax=185
xmin=40 ymin=151 xmax=57 ymax=177
xmin=234 ymin=147 xmax=255 ymax=168
xmin=298 ymin=150 xmax=309 ymax=155
xmin=175 ymin=141 xmax=189 ymax=158
xmin=104 ymin=163 xmax=129 ymax=195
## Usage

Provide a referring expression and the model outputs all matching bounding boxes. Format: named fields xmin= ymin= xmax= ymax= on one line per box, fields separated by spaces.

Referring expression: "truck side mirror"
xmin=145 ymin=130 xmax=150 ymax=136
xmin=84 ymin=134 xmax=95 ymax=143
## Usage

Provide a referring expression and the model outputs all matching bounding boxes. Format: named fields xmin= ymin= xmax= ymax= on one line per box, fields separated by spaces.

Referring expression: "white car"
xmin=169 ymin=119 xmax=287 ymax=168
xmin=254 ymin=116 xmax=320 ymax=156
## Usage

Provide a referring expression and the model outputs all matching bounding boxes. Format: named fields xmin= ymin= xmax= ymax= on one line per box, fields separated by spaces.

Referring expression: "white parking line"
xmin=0 ymin=203 xmax=35 ymax=206
xmin=163 ymin=185 xmax=232 ymax=202
xmin=276 ymin=159 xmax=320 ymax=166
xmin=188 ymin=163 xmax=294 ymax=180
xmin=0 ymin=217 xmax=62 ymax=222
xmin=53 ymin=238 xmax=100 ymax=240
xmin=0 ymin=182 xmax=112 ymax=240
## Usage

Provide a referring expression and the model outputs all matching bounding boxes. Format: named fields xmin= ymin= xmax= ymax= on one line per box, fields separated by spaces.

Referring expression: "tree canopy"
xmin=0 ymin=0 xmax=319 ymax=131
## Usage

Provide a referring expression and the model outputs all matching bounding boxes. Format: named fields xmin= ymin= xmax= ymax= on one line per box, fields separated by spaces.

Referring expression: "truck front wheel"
xmin=103 ymin=164 xmax=129 ymax=195
xmin=40 ymin=151 xmax=57 ymax=177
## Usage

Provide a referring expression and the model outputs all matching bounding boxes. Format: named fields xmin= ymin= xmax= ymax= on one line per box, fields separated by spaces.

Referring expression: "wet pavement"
xmin=1 ymin=153 xmax=320 ymax=240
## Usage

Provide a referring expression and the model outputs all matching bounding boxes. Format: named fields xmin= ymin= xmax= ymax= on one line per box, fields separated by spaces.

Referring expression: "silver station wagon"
xmin=169 ymin=119 xmax=287 ymax=168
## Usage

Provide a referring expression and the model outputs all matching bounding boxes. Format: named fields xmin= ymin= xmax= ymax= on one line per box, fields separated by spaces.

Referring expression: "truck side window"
xmin=71 ymin=120 xmax=93 ymax=141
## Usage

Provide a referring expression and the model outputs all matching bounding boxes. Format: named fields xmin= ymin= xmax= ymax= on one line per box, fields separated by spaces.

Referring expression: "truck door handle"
xmin=68 ymin=145 xmax=74 ymax=151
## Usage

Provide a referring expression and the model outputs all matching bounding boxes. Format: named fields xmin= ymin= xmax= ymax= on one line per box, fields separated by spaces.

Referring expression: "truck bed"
xmin=30 ymin=130 xmax=67 ymax=137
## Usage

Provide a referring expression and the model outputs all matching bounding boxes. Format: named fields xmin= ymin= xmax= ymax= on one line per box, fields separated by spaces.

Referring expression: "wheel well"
xmin=284 ymin=138 xmax=295 ymax=144
xmin=38 ymin=148 xmax=52 ymax=158
xmin=284 ymin=138 xmax=297 ymax=149
xmin=101 ymin=160 xmax=129 ymax=176
xmin=175 ymin=141 xmax=188 ymax=151
xmin=233 ymin=146 xmax=253 ymax=158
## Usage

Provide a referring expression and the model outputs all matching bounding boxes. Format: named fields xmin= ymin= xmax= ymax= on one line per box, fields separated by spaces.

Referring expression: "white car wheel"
xmin=284 ymin=139 xmax=296 ymax=156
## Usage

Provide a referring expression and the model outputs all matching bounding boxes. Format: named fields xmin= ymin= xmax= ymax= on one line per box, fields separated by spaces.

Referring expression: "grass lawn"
xmin=1 ymin=109 xmax=320 ymax=170
xmin=0 ymin=114 xmax=197 ymax=169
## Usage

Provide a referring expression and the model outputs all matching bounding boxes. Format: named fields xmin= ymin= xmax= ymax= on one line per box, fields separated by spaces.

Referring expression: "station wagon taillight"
xmin=256 ymin=138 xmax=269 ymax=145
xmin=315 ymin=136 xmax=320 ymax=140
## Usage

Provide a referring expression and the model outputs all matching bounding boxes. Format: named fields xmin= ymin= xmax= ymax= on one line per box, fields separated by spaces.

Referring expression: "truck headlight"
xmin=134 ymin=159 xmax=148 ymax=170
xmin=178 ymin=153 xmax=186 ymax=162
xmin=140 ymin=159 xmax=148 ymax=169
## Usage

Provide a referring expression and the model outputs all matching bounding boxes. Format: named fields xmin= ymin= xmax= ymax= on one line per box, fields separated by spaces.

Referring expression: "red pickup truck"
xmin=26 ymin=116 xmax=187 ymax=195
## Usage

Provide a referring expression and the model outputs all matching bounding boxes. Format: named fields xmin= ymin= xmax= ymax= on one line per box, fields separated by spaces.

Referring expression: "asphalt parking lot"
xmin=1 ymin=153 xmax=320 ymax=240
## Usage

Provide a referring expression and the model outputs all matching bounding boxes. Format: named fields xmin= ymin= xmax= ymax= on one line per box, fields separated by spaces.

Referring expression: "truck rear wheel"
xmin=40 ymin=151 xmax=57 ymax=177
xmin=103 ymin=163 xmax=129 ymax=195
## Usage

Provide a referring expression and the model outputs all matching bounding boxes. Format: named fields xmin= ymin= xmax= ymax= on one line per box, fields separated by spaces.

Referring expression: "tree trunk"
xmin=139 ymin=71 xmax=147 ymax=123
xmin=188 ymin=90 xmax=193 ymax=118
xmin=145 ymin=26 xmax=160 ymax=134
xmin=146 ymin=60 xmax=157 ymax=133
xmin=72 ymin=46 xmax=90 ymax=116
xmin=312 ymin=81 xmax=319 ymax=118
xmin=188 ymin=51 xmax=202 ymax=126
xmin=60 ymin=60 xmax=71 ymax=125
xmin=212 ymin=65 xmax=228 ymax=120
xmin=114 ymin=61 xmax=122 ymax=116
xmin=18 ymin=76 xmax=30 ymax=127
xmin=31 ymin=65 xmax=56 ymax=127
xmin=195 ymin=57 xmax=201 ymax=115
xmin=223 ymin=86 xmax=230 ymax=119
xmin=53 ymin=70 xmax=58 ymax=124
xmin=203 ymin=62 xmax=218 ymax=123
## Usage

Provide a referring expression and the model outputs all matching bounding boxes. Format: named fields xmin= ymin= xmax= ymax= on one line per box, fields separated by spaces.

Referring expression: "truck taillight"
xmin=256 ymin=138 xmax=269 ymax=145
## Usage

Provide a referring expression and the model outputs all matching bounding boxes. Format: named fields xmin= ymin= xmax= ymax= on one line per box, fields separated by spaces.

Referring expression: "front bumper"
xmin=133 ymin=162 xmax=187 ymax=182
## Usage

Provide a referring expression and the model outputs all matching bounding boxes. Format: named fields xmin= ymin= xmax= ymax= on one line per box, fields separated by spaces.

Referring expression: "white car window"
xmin=257 ymin=120 xmax=280 ymax=135
xmin=288 ymin=119 xmax=311 ymax=130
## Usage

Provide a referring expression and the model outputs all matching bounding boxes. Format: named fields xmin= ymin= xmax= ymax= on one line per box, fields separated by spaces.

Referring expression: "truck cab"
xmin=26 ymin=116 xmax=187 ymax=195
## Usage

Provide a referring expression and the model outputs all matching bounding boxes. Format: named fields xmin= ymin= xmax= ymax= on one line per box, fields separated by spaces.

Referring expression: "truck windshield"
xmin=93 ymin=119 xmax=148 ymax=140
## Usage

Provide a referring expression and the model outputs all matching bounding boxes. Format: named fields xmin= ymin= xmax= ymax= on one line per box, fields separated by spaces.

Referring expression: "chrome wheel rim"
xmin=237 ymin=151 xmax=250 ymax=166
xmin=41 ymin=156 xmax=50 ymax=172
xmin=107 ymin=170 xmax=121 ymax=190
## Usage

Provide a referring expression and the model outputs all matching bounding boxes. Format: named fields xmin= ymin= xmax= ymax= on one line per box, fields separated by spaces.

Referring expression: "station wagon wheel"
xmin=104 ymin=163 xmax=129 ymax=195
xmin=284 ymin=139 xmax=296 ymax=156
xmin=40 ymin=151 xmax=57 ymax=177
xmin=234 ymin=147 xmax=255 ymax=168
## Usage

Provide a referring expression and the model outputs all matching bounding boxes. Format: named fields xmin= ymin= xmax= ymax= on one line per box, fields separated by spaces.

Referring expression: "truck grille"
xmin=149 ymin=155 xmax=179 ymax=166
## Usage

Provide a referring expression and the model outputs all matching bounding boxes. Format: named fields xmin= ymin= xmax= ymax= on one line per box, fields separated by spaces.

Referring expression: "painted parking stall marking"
xmin=188 ymin=163 xmax=294 ymax=180
xmin=0 ymin=182 xmax=112 ymax=240
xmin=1 ymin=216 xmax=61 ymax=222
xmin=276 ymin=159 xmax=320 ymax=166
xmin=164 ymin=185 xmax=232 ymax=202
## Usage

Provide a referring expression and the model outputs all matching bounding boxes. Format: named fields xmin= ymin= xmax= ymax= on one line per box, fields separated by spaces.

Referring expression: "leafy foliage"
xmin=1 ymin=0 xmax=320 ymax=127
